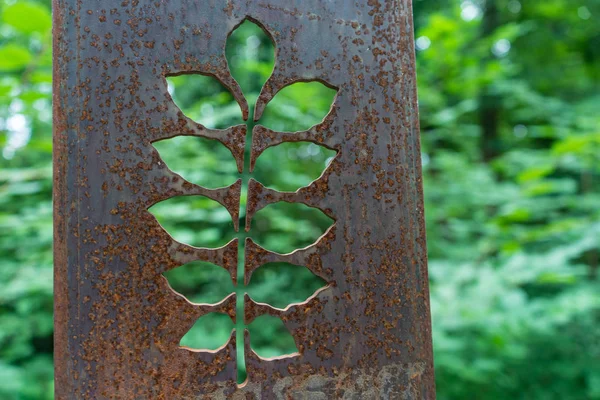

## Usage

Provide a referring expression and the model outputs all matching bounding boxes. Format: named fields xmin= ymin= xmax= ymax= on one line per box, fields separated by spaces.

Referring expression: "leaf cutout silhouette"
xmin=166 ymin=74 xmax=243 ymax=129
xmin=152 ymin=136 xmax=238 ymax=189
xmin=248 ymin=315 xmax=298 ymax=358
xmin=251 ymin=202 xmax=334 ymax=254
xmin=149 ymin=196 xmax=237 ymax=248
xmin=180 ymin=313 xmax=235 ymax=351
xmin=252 ymin=141 xmax=336 ymax=192
xmin=153 ymin=18 xmax=339 ymax=380
xmin=164 ymin=261 xmax=235 ymax=304
xmin=226 ymin=19 xmax=274 ymax=100
xmin=247 ymin=262 xmax=327 ymax=309
xmin=259 ymin=81 xmax=337 ymax=132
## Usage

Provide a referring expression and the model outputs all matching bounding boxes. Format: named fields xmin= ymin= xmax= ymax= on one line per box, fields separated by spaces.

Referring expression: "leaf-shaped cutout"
xmin=166 ymin=74 xmax=243 ymax=129
xmin=252 ymin=142 xmax=336 ymax=192
xmin=247 ymin=315 xmax=298 ymax=358
xmin=251 ymin=202 xmax=334 ymax=254
xmin=226 ymin=19 xmax=274 ymax=100
xmin=164 ymin=261 xmax=234 ymax=304
xmin=247 ymin=262 xmax=327 ymax=309
xmin=149 ymin=196 xmax=237 ymax=248
xmin=180 ymin=313 xmax=234 ymax=350
xmin=259 ymin=82 xmax=337 ymax=132
xmin=152 ymin=136 xmax=238 ymax=188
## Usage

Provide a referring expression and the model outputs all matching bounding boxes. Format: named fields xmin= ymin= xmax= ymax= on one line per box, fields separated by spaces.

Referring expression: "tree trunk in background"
xmin=479 ymin=0 xmax=502 ymax=162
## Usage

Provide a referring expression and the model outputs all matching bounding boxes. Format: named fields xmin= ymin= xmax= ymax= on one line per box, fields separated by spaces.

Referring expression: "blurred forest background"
xmin=1 ymin=0 xmax=599 ymax=398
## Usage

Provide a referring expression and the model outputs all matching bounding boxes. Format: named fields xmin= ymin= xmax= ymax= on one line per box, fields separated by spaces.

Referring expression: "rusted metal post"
xmin=54 ymin=0 xmax=435 ymax=398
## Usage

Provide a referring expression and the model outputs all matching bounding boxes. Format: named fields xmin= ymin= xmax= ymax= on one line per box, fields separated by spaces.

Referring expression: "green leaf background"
xmin=1 ymin=0 xmax=600 ymax=398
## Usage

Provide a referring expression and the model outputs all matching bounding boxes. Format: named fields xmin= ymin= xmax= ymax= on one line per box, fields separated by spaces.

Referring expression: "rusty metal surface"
xmin=53 ymin=0 xmax=435 ymax=398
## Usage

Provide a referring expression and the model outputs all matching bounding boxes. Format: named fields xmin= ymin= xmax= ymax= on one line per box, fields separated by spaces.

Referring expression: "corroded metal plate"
xmin=53 ymin=0 xmax=435 ymax=398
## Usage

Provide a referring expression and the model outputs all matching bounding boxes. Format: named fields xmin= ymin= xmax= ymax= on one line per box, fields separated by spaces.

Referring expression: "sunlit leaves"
xmin=164 ymin=261 xmax=234 ymax=304
xmin=226 ymin=20 xmax=275 ymax=97
xmin=166 ymin=74 xmax=243 ymax=129
xmin=148 ymin=196 xmax=236 ymax=248
xmin=552 ymin=132 xmax=600 ymax=169
xmin=252 ymin=202 xmax=333 ymax=254
xmin=166 ymin=263 xmax=236 ymax=352
xmin=152 ymin=136 xmax=238 ymax=188
xmin=248 ymin=315 xmax=298 ymax=358
xmin=260 ymin=82 xmax=337 ymax=132
xmin=247 ymin=262 xmax=327 ymax=309
xmin=2 ymin=2 xmax=51 ymax=34
xmin=0 ymin=45 xmax=32 ymax=71
xmin=180 ymin=313 xmax=234 ymax=350
xmin=253 ymin=142 xmax=336 ymax=192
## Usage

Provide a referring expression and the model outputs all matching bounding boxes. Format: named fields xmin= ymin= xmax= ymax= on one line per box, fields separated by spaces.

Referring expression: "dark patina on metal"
xmin=54 ymin=0 xmax=435 ymax=398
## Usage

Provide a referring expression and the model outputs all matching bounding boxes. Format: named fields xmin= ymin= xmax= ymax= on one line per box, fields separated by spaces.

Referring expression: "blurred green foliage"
xmin=0 ymin=0 xmax=599 ymax=398
xmin=414 ymin=1 xmax=600 ymax=398
xmin=0 ymin=0 xmax=53 ymax=398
